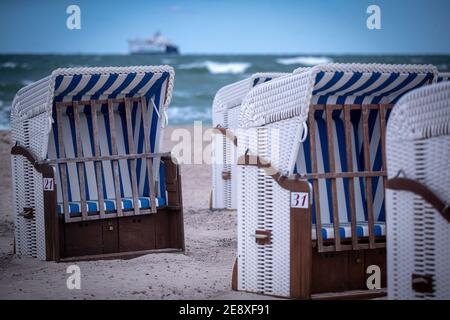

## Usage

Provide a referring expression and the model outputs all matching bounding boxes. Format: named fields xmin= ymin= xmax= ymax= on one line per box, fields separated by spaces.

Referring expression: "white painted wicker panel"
xmin=387 ymin=81 xmax=450 ymax=299
xmin=212 ymin=110 xmax=226 ymax=208
xmin=11 ymin=72 xmax=51 ymax=260
xmin=237 ymin=126 xmax=291 ymax=297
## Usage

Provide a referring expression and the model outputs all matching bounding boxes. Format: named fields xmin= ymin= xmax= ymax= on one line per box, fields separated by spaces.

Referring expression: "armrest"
xmin=11 ymin=142 xmax=54 ymax=175
xmin=386 ymin=177 xmax=450 ymax=222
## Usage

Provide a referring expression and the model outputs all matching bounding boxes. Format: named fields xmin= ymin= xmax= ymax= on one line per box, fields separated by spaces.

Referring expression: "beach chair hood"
xmin=11 ymin=66 xmax=175 ymax=160
xmin=238 ymin=63 xmax=438 ymax=174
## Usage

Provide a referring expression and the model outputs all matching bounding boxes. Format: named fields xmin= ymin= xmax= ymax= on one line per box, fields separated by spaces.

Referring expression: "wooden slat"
xmin=295 ymin=170 xmax=386 ymax=180
xmin=45 ymin=152 xmax=170 ymax=164
xmin=89 ymin=102 xmax=106 ymax=219
xmin=313 ymin=104 xmax=394 ymax=111
xmin=362 ymin=105 xmax=375 ymax=248
xmin=379 ymin=104 xmax=388 ymax=195
xmin=55 ymin=105 xmax=70 ymax=222
xmin=140 ymin=96 xmax=157 ymax=213
xmin=73 ymin=102 xmax=88 ymax=221
xmin=124 ymin=98 xmax=140 ymax=216
xmin=107 ymin=100 xmax=123 ymax=217
xmin=308 ymin=106 xmax=324 ymax=252
xmin=343 ymin=106 xmax=359 ymax=250
xmin=325 ymin=107 xmax=341 ymax=251
xmin=55 ymin=97 xmax=142 ymax=107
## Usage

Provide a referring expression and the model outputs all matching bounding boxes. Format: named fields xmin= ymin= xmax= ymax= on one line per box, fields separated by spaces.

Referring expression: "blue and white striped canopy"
xmin=437 ymin=72 xmax=450 ymax=83
xmin=310 ymin=70 xmax=434 ymax=105
xmin=46 ymin=66 xmax=174 ymax=215
xmin=253 ymin=76 xmax=274 ymax=87
xmin=53 ymin=70 xmax=171 ymax=103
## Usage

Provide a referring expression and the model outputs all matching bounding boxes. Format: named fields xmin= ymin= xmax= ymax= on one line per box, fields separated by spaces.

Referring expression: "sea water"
xmin=0 ymin=54 xmax=449 ymax=129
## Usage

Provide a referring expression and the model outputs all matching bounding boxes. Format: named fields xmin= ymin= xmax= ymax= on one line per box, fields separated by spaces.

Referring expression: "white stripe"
xmin=316 ymin=73 xmax=355 ymax=104
xmin=121 ymin=73 xmax=145 ymax=96
xmin=383 ymin=74 xmax=425 ymax=103
xmin=84 ymin=74 xmax=110 ymax=96
xmin=115 ymin=108 xmax=132 ymax=198
xmin=54 ymin=76 xmax=72 ymax=96
xmin=79 ymin=112 xmax=98 ymax=200
xmin=137 ymin=73 xmax=162 ymax=96
xmin=61 ymin=115 xmax=80 ymax=202
xmin=98 ymin=113 xmax=116 ymax=199
xmin=66 ymin=75 xmax=92 ymax=98
xmin=100 ymin=73 xmax=129 ymax=97
xmin=313 ymin=72 xmax=336 ymax=92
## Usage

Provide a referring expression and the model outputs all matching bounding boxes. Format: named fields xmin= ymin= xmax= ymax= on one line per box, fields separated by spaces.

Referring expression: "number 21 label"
xmin=43 ymin=178 xmax=54 ymax=191
xmin=291 ymin=192 xmax=308 ymax=209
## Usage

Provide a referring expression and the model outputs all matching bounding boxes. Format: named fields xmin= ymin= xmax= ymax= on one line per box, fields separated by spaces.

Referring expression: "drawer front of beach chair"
xmin=294 ymin=105 xmax=391 ymax=250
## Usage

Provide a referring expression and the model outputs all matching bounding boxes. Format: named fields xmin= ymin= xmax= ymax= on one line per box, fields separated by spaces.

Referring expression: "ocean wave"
xmin=21 ymin=79 xmax=34 ymax=86
xmin=276 ymin=56 xmax=333 ymax=66
xmin=178 ymin=61 xmax=250 ymax=74
xmin=168 ymin=105 xmax=212 ymax=124
xmin=1 ymin=62 xmax=18 ymax=69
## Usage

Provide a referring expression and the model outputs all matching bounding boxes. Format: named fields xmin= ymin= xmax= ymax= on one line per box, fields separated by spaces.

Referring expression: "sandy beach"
xmin=0 ymin=126 xmax=275 ymax=300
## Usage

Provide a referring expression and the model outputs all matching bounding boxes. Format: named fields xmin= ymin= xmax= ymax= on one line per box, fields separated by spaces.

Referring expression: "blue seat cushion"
xmin=57 ymin=196 xmax=166 ymax=215
xmin=312 ymin=222 xmax=386 ymax=240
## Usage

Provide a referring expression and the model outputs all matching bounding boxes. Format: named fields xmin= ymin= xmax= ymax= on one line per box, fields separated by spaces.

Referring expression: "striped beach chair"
xmin=10 ymin=66 xmax=185 ymax=261
xmin=211 ymin=73 xmax=287 ymax=210
xmin=386 ymin=81 xmax=450 ymax=299
xmin=234 ymin=63 xmax=438 ymax=298
xmin=437 ymin=72 xmax=450 ymax=82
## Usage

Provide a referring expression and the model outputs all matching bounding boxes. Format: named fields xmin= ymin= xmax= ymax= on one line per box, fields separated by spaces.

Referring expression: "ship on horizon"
xmin=128 ymin=32 xmax=179 ymax=55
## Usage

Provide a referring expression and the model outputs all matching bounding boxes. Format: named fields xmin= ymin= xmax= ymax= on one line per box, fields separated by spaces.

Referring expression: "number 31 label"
xmin=43 ymin=178 xmax=54 ymax=191
xmin=291 ymin=192 xmax=309 ymax=209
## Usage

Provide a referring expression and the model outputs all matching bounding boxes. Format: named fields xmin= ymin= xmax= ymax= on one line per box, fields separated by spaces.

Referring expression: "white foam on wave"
xmin=21 ymin=79 xmax=34 ymax=86
xmin=168 ymin=105 xmax=212 ymax=123
xmin=276 ymin=56 xmax=333 ymax=66
xmin=1 ymin=62 xmax=18 ymax=69
xmin=179 ymin=61 xmax=250 ymax=74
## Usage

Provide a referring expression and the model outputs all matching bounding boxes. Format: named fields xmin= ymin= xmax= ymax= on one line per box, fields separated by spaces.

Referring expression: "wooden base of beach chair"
xmin=58 ymin=207 xmax=184 ymax=261
xmin=231 ymin=248 xmax=386 ymax=299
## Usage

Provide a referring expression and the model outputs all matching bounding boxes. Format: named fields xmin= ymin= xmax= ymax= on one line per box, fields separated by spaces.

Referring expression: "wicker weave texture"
xmin=387 ymin=81 xmax=450 ymax=299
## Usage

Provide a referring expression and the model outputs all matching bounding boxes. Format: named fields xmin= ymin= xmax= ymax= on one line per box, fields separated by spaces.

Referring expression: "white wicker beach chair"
xmin=437 ymin=72 xmax=450 ymax=82
xmin=10 ymin=66 xmax=185 ymax=261
xmin=211 ymin=73 xmax=287 ymax=210
xmin=233 ymin=63 xmax=438 ymax=298
xmin=386 ymin=81 xmax=450 ymax=299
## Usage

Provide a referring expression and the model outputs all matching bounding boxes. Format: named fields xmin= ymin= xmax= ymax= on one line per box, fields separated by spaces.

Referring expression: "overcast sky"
xmin=0 ymin=0 xmax=449 ymax=54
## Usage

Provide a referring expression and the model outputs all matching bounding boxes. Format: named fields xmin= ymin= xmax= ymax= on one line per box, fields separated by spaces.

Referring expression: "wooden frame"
xmin=306 ymin=104 xmax=393 ymax=253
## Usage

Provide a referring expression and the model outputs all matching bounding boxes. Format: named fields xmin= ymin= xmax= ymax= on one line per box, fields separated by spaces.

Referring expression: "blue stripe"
xmin=314 ymin=71 xmax=325 ymax=86
xmin=109 ymin=73 xmax=137 ymax=98
xmin=371 ymin=73 xmax=417 ymax=104
xmin=55 ymin=75 xmax=83 ymax=102
xmin=73 ymin=74 xmax=100 ymax=101
xmin=317 ymin=72 xmax=363 ymax=105
xmin=333 ymin=110 xmax=351 ymax=222
xmin=335 ymin=73 xmax=382 ymax=105
xmin=313 ymin=72 xmax=344 ymax=96
xmin=54 ymin=75 xmax=64 ymax=92
xmin=127 ymin=72 xmax=154 ymax=97
xmin=91 ymin=74 xmax=119 ymax=100
xmin=315 ymin=110 xmax=334 ymax=223
xmin=353 ymin=73 xmax=399 ymax=104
